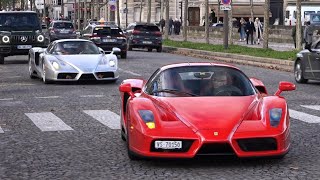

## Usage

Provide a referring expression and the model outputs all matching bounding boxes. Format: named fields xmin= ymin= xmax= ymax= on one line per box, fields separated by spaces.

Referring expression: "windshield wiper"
xmin=153 ymin=89 xmax=198 ymax=97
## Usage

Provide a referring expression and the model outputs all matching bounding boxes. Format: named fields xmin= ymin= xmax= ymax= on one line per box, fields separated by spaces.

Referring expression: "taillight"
xmin=289 ymin=20 xmax=291 ymax=26
xmin=133 ymin=30 xmax=140 ymax=35
xmin=90 ymin=35 xmax=101 ymax=40
xmin=155 ymin=31 xmax=162 ymax=36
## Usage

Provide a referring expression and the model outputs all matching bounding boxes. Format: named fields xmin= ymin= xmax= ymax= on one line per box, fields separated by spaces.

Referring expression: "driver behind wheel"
xmin=201 ymin=71 xmax=232 ymax=96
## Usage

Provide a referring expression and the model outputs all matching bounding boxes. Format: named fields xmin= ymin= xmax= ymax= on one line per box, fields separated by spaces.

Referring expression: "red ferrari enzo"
xmin=119 ymin=63 xmax=296 ymax=160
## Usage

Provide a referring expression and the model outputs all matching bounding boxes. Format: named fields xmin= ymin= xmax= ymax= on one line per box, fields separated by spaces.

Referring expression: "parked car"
xmin=119 ymin=62 xmax=296 ymax=160
xmin=124 ymin=22 xmax=162 ymax=52
xmin=28 ymin=39 xmax=119 ymax=84
xmin=294 ymin=39 xmax=320 ymax=83
xmin=81 ymin=23 xmax=127 ymax=59
xmin=0 ymin=11 xmax=47 ymax=64
xmin=47 ymin=20 xmax=77 ymax=42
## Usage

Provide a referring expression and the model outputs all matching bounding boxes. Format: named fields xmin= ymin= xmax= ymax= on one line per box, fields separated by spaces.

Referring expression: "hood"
xmin=55 ymin=54 xmax=103 ymax=72
xmin=159 ymin=96 xmax=257 ymax=135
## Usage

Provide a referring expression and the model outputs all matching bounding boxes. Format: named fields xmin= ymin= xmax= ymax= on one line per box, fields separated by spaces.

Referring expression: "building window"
xmin=155 ymin=7 xmax=160 ymax=22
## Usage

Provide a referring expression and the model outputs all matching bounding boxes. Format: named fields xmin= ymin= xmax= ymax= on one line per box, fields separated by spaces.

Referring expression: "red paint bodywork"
xmin=119 ymin=63 xmax=295 ymax=158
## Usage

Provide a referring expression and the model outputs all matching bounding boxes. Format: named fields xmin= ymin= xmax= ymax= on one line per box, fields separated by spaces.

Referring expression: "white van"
xmin=285 ymin=5 xmax=320 ymax=26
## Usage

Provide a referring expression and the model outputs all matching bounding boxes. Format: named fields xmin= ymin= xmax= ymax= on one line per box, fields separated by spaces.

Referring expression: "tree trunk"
xmin=117 ymin=0 xmax=120 ymax=26
xmin=183 ymin=0 xmax=188 ymax=41
xmin=205 ymin=0 xmax=209 ymax=44
xmin=250 ymin=0 xmax=254 ymax=21
xmin=217 ymin=0 xmax=220 ymax=23
xmin=263 ymin=0 xmax=270 ymax=49
xmin=164 ymin=0 xmax=169 ymax=40
xmin=296 ymin=0 xmax=302 ymax=50
xmin=139 ymin=0 xmax=143 ymax=22
xmin=228 ymin=2 xmax=233 ymax=45
xmin=84 ymin=0 xmax=87 ymax=27
xmin=160 ymin=0 xmax=163 ymax=20
xmin=77 ymin=0 xmax=81 ymax=30
xmin=147 ymin=0 xmax=151 ymax=23
xmin=97 ymin=1 xmax=101 ymax=20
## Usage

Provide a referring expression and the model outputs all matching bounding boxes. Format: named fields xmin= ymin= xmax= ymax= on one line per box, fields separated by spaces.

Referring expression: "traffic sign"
xmin=222 ymin=0 xmax=231 ymax=5
xmin=108 ymin=0 xmax=116 ymax=5
xmin=220 ymin=5 xmax=231 ymax=11
xmin=110 ymin=5 xmax=116 ymax=11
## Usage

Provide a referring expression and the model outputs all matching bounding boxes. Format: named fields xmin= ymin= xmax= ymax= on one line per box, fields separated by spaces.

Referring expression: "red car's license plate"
xmin=154 ymin=141 xmax=182 ymax=149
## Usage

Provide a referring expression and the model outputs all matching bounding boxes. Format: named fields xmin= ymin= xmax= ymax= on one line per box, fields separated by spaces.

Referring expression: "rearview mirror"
xmin=119 ymin=83 xmax=135 ymax=99
xmin=112 ymin=47 xmax=121 ymax=53
xmin=274 ymin=81 xmax=296 ymax=96
xmin=98 ymin=47 xmax=105 ymax=54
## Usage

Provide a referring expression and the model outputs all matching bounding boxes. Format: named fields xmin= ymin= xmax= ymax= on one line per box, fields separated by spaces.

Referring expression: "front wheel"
xmin=121 ymin=52 xmax=127 ymax=59
xmin=42 ymin=62 xmax=53 ymax=84
xmin=28 ymin=56 xmax=36 ymax=79
xmin=157 ymin=47 xmax=162 ymax=52
xmin=294 ymin=60 xmax=308 ymax=83
xmin=0 ymin=55 xmax=4 ymax=64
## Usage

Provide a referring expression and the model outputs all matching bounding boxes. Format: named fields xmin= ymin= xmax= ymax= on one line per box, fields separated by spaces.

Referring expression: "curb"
xmin=162 ymin=46 xmax=294 ymax=72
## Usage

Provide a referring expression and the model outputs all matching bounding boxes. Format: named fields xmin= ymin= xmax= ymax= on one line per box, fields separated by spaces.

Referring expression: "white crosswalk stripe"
xmin=301 ymin=105 xmax=320 ymax=111
xmin=0 ymin=127 xmax=4 ymax=133
xmin=25 ymin=112 xmax=74 ymax=132
xmin=83 ymin=110 xmax=120 ymax=130
xmin=289 ymin=109 xmax=320 ymax=123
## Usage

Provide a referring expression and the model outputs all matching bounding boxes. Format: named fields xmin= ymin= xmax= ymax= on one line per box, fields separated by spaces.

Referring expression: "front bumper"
xmin=95 ymin=43 xmax=127 ymax=54
xmin=129 ymin=39 xmax=162 ymax=49
xmin=128 ymin=126 xmax=290 ymax=159
xmin=0 ymin=43 xmax=47 ymax=56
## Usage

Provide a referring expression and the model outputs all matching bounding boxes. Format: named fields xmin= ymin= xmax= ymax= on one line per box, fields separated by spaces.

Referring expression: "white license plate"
xmin=154 ymin=141 xmax=182 ymax=149
xmin=17 ymin=45 xmax=32 ymax=49
xmin=142 ymin=41 xmax=152 ymax=44
xmin=103 ymin=39 xmax=116 ymax=42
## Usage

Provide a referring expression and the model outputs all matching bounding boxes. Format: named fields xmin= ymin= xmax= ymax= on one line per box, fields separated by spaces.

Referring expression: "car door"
xmin=309 ymin=42 xmax=320 ymax=79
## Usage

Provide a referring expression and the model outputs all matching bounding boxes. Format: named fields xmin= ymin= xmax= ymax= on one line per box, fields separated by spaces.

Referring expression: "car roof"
xmin=0 ymin=11 xmax=37 ymax=14
xmin=53 ymin=39 xmax=92 ymax=43
xmin=131 ymin=22 xmax=158 ymax=26
xmin=160 ymin=63 xmax=240 ymax=71
xmin=52 ymin=20 xmax=73 ymax=23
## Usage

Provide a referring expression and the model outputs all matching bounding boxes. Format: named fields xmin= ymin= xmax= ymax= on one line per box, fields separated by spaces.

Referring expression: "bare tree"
xmin=217 ymin=0 xmax=221 ymax=23
xmin=139 ymin=0 xmax=143 ymax=22
xmin=250 ymin=0 xmax=254 ymax=21
xmin=228 ymin=2 xmax=233 ymax=45
xmin=183 ymin=0 xmax=188 ymax=41
xmin=263 ymin=0 xmax=270 ymax=49
xmin=164 ymin=0 xmax=169 ymax=40
xmin=205 ymin=0 xmax=209 ymax=44
xmin=84 ymin=0 xmax=87 ymax=27
xmin=296 ymin=0 xmax=302 ymax=50
xmin=147 ymin=0 xmax=151 ymax=23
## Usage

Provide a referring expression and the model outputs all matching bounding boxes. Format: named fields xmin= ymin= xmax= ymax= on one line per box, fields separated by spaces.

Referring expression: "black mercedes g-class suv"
xmin=0 ymin=11 xmax=47 ymax=64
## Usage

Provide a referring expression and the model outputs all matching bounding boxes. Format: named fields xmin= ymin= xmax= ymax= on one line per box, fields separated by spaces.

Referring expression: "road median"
xmin=162 ymin=46 xmax=294 ymax=72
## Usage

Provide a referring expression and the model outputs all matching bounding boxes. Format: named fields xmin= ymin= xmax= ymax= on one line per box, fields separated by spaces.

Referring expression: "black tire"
xmin=42 ymin=63 xmax=53 ymax=84
xmin=126 ymin=123 xmax=140 ymax=160
xmin=157 ymin=47 xmax=162 ymax=52
xmin=28 ymin=56 xmax=37 ymax=79
xmin=148 ymin=48 xmax=152 ymax=52
xmin=121 ymin=52 xmax=127 ymax=59
xmin=128 ymin=44 xmax=133 ymax=51
xmin=294 ymin=60 xmax=308 ymax=83
xmin=0 ymin=55 xmax=4 ymax=64
xmin=121 ymin=126 xmax=126 ymax=141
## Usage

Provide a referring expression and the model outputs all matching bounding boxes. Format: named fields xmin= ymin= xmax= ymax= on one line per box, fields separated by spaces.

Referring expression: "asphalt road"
xmin=1 ymin=50 xmax=320 ymax=180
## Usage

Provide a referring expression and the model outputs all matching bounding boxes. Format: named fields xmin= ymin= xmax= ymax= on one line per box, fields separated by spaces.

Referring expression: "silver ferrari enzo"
xmin=28 ymin=39 xmax=120 ymax=84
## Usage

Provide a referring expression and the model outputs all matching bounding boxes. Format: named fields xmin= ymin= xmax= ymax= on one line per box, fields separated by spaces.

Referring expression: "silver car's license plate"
xmin=154 ymin=141 xmax=182 ymax=149
xmin=142 ymin=41 xmax=152 ymax=44
xmin=17 ymin=45 xmax=32 ymax=49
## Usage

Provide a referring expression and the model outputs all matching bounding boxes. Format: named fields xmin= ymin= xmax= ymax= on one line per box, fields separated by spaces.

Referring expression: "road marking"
xmin=83 ymin=110 xmax=120 ymax=129
xmin=289 ymin=109 xmax=320 ymax=123
xmin=35 ymin=96 xmax=60 ymax=99
xmin=5 ymin=76 xmax=22 ymax=79
xmin=0 ymin=98 xmax=14 ymax=101
xmin=119 ymin=68 xmax=142 ymax=76
xmin=301 ymin=105 xmax=320 ymax=111
xmin=25 ymin=112 xmax=74 ymax=132
xmin=0 ymin=83 xmax=35 ymax=87
xmin=80 ymin=95 xmax=105 ymax=98
xmin=0 ymin=127 xmax=3 ymax=133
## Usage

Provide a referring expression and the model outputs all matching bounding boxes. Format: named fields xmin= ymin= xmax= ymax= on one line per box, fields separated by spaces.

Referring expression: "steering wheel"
xmin=213 ymin=85 xmax=243 ymax=96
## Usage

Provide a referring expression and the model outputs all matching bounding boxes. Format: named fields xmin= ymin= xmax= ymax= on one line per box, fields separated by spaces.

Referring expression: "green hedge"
xmin=163 ymin=40 xmax=298 ymax=60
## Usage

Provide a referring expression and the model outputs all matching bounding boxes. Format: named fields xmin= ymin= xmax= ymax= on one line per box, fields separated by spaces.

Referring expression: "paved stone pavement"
xmin=169 ymin=35 xmax=295 ymax=52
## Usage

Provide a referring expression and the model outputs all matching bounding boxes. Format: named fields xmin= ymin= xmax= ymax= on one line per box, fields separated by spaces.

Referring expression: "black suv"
xmin=124 ymin=22 xmax=162 ymax=52
xmin=81 ymin=23 xmax=127 ymax=58
xmin=47 ymin=20 xmax=77 ymax=42
xmin=0 ymin=11 xmax=47 ymax=64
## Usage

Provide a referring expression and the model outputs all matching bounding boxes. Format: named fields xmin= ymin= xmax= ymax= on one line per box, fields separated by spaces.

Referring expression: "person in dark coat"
xmin=174 ymin=18 xmax=181 ymax=35
xmin=169 ymin=17 xmax=173 ymax=35
xmin=245 ymin=18 xmax=255 ymax=45
xmin=160 ymin=18 xmax=165 ymax=32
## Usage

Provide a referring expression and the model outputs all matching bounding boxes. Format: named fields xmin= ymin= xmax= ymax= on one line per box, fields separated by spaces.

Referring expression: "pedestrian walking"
xmin=245 ymin=18 xmax=255 ymax=45
xmin=169 ymin=17 xmax=173 ymax=35
xmin=174 ymin=18 xmax=181 ymax=35
xmin=304 ymin=21 xmax=313 ymax=51
xmin=254 ymin=18 xmax=263 ymax=44
xmin=238 ymin=18 xmax=246 ymax=41
xmin=160 ymin=18 xmax=165 ymax=32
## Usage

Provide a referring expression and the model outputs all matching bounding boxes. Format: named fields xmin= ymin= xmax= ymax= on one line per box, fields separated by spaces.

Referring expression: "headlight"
xmin=2 ymin=36 xmax=10 ymax=43
xmin=116 ymin=37 xmax=126 ymax=40
xmin=37 ymin=35 xmax=44 ymax=42
xmin=109 ymin=59 xmax=115 ymax=67
xmin=51 ymin=61 xmax=60 ymax=70
xmin=138 ymin=110 xmax=155 ymax=129
xmin=269 ymin=108 xmax=282 ymax=127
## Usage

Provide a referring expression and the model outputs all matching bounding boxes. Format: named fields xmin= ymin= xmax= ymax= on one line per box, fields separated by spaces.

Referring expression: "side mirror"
xmin=112 ymin=47 xmax=121 ymax=53
xmin=250 ymin=77 xmax=268 ymax=95
xmin=274 ymin=81 xmax=296 ymax=96
xmin=119 ymin=83 xmax=135 ymax=98
xmin=98 ymin=47 xmax=105 ymax=54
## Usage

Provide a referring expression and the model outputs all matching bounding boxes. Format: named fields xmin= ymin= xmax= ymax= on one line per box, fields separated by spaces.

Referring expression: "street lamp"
xmin=124 ymin=0 xmax=128 ymax=27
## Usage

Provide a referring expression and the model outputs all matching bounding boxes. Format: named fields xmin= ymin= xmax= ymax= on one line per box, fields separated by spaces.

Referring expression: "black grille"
xmin=79 ymin=74 xmax=96 ymax=80
xmin=197 ymin=143 xmax=235 ymax=155
xmin=11 ymin=35 xmax=36 ymax=43
xmin=150 ymin=139 xmax=194 ymax=153
xmin=95 ymin=72 xmax=114 ymax=79
xmin=237 ymin=138 xmax=277 ymax=152
xmin=57 ymin=73 xmax=78 ymax=79
xmin=0 ymin=47 xmax=11 ymax=53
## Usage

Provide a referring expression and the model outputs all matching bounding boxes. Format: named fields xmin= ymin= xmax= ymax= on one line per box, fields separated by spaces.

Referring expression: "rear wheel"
xmin=121 ymin=52 xmax=127 ymax=59
xmin=148 ymin=48 xmax=152 ymax=52
xmin=128 ymin=44 xmax=133 ymax=51
xmin=294 ymin=60 xmax=308 ymax=83
xmin=0 ymin=55 xmax=4 ymax=64
xmin=127 ymin=123 xmax=140 ymax=160
xmin=28 ymin=56 xmax=36 ymax=79
xmin=157 ymin=47 xmax=162 ymax=52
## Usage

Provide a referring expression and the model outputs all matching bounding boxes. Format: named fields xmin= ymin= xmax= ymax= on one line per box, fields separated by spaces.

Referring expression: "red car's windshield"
xmin=145 ymin=66 xmax=256 ymax=97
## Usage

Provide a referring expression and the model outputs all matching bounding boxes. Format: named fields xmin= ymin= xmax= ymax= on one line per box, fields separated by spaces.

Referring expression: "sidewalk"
xmin=168 ymin=35 xmax=295 ymax=52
